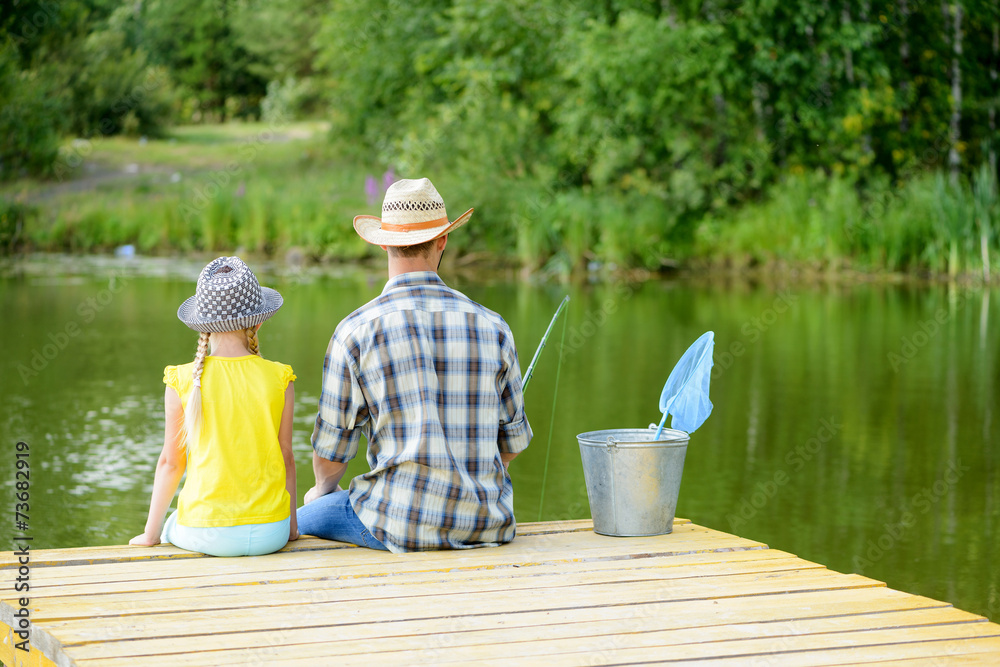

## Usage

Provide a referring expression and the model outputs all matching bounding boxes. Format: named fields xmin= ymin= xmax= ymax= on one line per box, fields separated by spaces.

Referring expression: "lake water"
xmin=3 ymin=255 xmax=997 ymax=622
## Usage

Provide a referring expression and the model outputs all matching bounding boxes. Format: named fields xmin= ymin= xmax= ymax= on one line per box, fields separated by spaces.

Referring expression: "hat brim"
xmin=353 ymin=208 xmax=474 ymax=247
xmin=177 ymin=286 xmax=284 ymax=333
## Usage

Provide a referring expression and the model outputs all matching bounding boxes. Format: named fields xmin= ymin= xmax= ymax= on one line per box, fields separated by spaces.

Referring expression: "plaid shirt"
xmin=312 ymin=271 xmax=532 ymax=552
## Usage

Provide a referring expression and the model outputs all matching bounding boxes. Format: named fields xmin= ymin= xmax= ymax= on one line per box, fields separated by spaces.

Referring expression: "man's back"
xmin=312 ymin=271 xmax=532 ymax=552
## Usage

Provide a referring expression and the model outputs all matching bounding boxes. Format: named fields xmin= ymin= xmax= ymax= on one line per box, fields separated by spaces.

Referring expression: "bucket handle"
xmin=606 ymin=435 xmax=618 ymax=450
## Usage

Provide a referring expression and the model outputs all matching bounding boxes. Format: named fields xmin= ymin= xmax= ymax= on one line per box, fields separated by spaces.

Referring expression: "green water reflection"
xmin=2 ymin=256 xmax=998 ymax=623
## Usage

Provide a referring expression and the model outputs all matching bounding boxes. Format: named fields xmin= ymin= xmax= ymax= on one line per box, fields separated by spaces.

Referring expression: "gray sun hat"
xmin=177 ymin=256 xmax=283 ymax=333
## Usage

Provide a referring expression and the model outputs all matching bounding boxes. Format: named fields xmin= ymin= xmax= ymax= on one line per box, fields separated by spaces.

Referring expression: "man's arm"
xmin=308 ymin=333 xmax=369 ymax=502
xmin=497 ymin=330 xmax=533 ymax=461
xmin=304 ymin=453 xmax=348 ymax=504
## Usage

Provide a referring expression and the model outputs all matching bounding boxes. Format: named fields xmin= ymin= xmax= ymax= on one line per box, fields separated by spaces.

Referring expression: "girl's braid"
xmin=246 ymin=327 xmax=260 ymax=356
xmin=182 ymin=332 xmax=211 ymax=451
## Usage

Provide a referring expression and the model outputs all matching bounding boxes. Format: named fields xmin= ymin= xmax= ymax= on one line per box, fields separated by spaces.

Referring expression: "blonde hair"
xmin=181 ymin=332 xmax=210 ymax=452
xmin=181 ymin=327 xmax=261 ymax=452
xmin=245 ymin=327 xmax=261 ymax=356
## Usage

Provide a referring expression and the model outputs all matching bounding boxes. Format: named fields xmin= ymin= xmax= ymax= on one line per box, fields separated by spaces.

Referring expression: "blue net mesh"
xmin=659 ymin=331 xmax=715 ymax=434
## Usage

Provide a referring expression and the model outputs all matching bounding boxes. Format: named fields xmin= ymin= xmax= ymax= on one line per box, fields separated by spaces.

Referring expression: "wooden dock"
xmin=3 ymin=518 xmax=999 ymax=666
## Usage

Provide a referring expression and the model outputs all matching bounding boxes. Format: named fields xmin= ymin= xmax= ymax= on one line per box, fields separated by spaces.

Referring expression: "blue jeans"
xmin=296 ymin=489 xmax=389 ymax=551
xmin=162 ymin=511 xmax=290 ymax=557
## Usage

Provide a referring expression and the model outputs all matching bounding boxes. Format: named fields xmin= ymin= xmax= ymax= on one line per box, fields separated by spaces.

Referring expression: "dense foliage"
xmin=1 ymin=1 xmax=998 ymax=274
xmin=317 ymin=0 xmax=999 ymax=270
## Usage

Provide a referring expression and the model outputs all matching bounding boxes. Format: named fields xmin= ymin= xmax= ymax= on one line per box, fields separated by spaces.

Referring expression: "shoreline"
xmin=2 ymin=250 xmax=998 ymax=288
xmin=3 ymin=124 xmax=996 ymax=286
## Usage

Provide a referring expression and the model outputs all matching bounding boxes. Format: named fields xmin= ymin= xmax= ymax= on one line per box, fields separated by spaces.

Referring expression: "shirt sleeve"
xmin=163 ymin=365 xmax=179 ymax=392
xmin=311 ymin=333 xmax=369 ymax=463
xmin=497 ymin=331 xmax=532 ymax=455
xmin=280 ymin=363 xmax=297 ymax=389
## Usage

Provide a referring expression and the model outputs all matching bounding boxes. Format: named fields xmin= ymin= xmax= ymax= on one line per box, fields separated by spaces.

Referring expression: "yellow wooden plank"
xmin=12 ymin=518 xmax=996 ymax=667
xmin=0 ymin=618 xmax=26 ymax=667
xmin=30 ymin=554 xmax=822 ymax=621
xmin=422 ymin=609 xmax=995 ymax=663
xmin=325 ymin=620 xmax=1000 ymax=666
xmin=691 ymin=636 xmax=1000 ymax=666
xmin=65 ymin=589 xmax=952 ymax=663
xmin=516 ymin=518 xmax=693 ymax=535
xmin=852 ymin=648 xmax=1000 ymax=665
xmin=40 ymin=569 xmax=883 ymax=646
xmin=0 ymin=519 xmax=677 ymax=570
xmin=0 ymin=539 xmax=340 ymax=570
xmin=0 ymin=617 xmax=62 ymax=667
xmin=16 ymin=545 xmax=772 ymax=606
xmin=72 ymin=608 xmax=997 ymax=666
xmin=8 ymin=548 xmax=787 ymax=608
xmin=15 ymin=525 xmax=764 ymax=597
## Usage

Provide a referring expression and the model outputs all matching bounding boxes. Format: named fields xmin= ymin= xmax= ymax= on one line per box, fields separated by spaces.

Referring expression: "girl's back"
xmin=166 ymin=354 xmax=295 ymax=528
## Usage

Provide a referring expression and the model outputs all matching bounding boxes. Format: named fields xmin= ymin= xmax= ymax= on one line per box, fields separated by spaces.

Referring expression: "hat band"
xmin=380 ymin=215 xmax=449 ymax=233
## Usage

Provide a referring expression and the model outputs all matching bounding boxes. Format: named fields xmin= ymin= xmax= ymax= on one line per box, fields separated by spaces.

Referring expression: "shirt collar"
xmin=381 ymin=271 xmax=447 ymax=295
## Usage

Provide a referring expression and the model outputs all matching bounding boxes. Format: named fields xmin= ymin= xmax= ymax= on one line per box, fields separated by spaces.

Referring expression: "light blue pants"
xmin=162 ymin=511 xmax=290 ymax=557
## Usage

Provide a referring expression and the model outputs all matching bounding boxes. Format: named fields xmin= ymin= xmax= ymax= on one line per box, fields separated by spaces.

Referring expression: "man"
xmin=297 ymin=178 xmax=532 ymax=552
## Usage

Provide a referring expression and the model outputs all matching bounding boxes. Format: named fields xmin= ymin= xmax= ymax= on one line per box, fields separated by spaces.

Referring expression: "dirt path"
xmin=18 ymin=122 xmax=329 ymax=203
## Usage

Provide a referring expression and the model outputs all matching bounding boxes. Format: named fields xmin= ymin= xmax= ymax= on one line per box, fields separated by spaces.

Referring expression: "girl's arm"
xmin=280 ymin=382 xmax=298 ymax=541
xmin=130 ymin=387 xmax=187 ymax=546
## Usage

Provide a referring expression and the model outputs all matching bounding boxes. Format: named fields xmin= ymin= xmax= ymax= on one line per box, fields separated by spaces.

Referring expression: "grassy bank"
xmin=0 ymin=123 xmax=376 ymax=262
xmin=695 ymin=166 xmax=999 ymax=280
xmin=2 ymin=124 xmax=998 ymax=281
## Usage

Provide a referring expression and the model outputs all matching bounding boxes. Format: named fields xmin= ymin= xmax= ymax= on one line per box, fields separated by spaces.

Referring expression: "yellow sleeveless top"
xmin=164 ymin=355 xmax=295 ymax=527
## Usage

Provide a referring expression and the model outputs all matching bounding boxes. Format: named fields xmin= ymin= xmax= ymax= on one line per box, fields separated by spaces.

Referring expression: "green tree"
xmin=66 ymin=5 xmax=173 ymax=137
xmin=142 ymin=0 xmax=266 ymax=120
xmin=0 ymin=40 xmax=63 ymax=179
xmin=230 ymin=0 xmax=328 ymax=116
xmin=313 ymin=0 xmax=448 ymax=149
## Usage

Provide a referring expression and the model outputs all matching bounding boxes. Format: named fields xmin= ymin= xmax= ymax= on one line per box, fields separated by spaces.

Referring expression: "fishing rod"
xmin=522 ymin=295 xmax=570 ymax=393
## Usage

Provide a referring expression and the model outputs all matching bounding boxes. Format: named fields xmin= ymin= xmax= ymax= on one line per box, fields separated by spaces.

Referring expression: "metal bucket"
xmin=577 ymin=428 xmax=689 ymax=537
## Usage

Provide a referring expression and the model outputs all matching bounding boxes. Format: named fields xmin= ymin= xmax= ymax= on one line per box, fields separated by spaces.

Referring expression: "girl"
xmin=130 ymin=256 xmax=298 ymax=556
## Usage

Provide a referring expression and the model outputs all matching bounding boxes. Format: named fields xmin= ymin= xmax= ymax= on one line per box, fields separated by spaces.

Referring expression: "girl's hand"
xmin=129 ymin=533 xmax=161 ymax=547
xmin=289 ymin=527 xmax=300 ymax=541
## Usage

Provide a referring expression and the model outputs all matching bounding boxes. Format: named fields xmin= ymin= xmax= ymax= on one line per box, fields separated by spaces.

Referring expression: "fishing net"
xmin=658 ymin=331 xmax=715 ymax=434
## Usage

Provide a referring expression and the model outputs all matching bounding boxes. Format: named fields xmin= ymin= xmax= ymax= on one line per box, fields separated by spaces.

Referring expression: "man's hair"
xmin=387 ymin=239 xmax=436 ymax=258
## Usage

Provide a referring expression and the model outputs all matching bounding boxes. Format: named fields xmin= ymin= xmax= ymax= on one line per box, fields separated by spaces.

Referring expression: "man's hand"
xmin=309 ymin=454 xmax=348 ymax=503
xmin=303 ymin=485 xmax=326 ymax=505
xmin=304 ymin=482 xmax=344 ymax=504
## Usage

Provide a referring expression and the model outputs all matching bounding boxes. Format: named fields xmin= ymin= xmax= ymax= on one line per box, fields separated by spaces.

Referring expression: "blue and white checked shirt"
xmin=312 ymin=271 xmax=532 ymax=552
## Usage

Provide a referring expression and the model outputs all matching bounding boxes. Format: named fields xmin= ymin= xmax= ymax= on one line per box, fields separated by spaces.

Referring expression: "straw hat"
xmin=177 ymin=256 xmax=283 ymax=333
xmin=353 ymin=178 xmax=473 ymax=247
